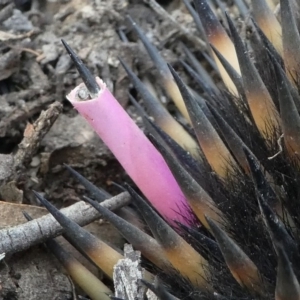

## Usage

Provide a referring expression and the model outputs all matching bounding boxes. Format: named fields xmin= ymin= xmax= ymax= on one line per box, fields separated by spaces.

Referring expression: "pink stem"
xmin=67 ymin=77 xmax=190 ymax=224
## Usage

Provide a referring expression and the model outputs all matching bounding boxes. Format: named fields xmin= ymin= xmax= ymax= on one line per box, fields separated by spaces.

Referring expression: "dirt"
xmin=0 ymin=0 xmax=199 ymax=298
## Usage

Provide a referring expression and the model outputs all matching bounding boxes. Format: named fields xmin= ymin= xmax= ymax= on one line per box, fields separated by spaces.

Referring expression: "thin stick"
xmin=13 ymin=101 xmax=62 ymax=172
xmin=0 ymin=192 xmax=131 ymax=255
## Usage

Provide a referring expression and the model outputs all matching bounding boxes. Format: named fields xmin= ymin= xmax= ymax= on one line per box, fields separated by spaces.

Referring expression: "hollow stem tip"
xmin=65 ymin=45 xmax=190 ymax=225
xmin=61 ymin=39 xmax=100 ymax=97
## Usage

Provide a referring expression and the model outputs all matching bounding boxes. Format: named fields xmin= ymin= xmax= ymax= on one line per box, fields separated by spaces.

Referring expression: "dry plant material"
xmin=113 ymin=244 xmax=148 ymax=300
xmin=13 ymin=101 xmax=62 ymax=172
xmin=0 ymin=191 xmax=130 ymax=254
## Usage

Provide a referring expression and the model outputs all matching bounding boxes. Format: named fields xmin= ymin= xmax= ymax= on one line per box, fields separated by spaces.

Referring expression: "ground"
xmin=0 ymin=0 xmax=197 ymax=298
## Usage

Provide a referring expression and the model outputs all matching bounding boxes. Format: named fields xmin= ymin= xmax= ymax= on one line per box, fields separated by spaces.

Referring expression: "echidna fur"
xmin=31 ymin=0 xmax=300 ymax=299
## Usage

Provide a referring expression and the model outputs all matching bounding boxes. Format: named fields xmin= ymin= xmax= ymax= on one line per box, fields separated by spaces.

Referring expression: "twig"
xmin=13 ymin=101 xmax=62 ymax=172
xmin=21 ymin=47 xmax=42 ymax=57
xmin=143 ymin=0 xmax=206 ymax=50
xmin=0 ymin=192 xmax=131 ymax=255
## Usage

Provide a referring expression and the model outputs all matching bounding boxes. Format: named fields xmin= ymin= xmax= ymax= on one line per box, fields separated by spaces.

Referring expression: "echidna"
xmin=6 ymin=0 xmax=300 ymax=299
